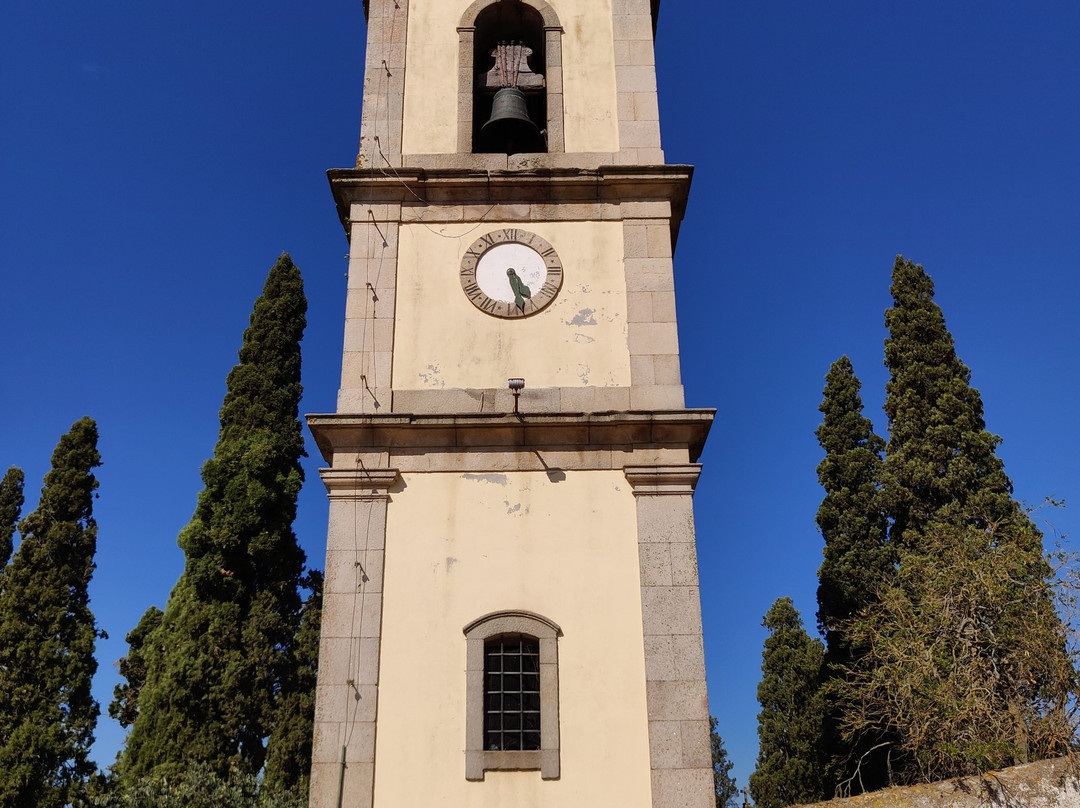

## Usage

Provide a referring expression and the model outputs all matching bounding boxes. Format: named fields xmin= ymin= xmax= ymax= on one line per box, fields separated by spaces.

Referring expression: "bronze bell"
xmin=480 ymin=87 xmax=543 ymax=155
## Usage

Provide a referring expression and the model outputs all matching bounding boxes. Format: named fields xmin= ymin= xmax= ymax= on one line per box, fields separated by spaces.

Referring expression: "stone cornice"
xmin=328 ymin=164 xmax=693 ymax=229
xmin=306 ymin=409 xmax=714 ymax=465
xmin=319 ymin=467 xmax=400 ymax=499
xmin=363 ymin=0 xmax=660 ymax=32
xmin=624 ymin=464 xmax=703 ymax=495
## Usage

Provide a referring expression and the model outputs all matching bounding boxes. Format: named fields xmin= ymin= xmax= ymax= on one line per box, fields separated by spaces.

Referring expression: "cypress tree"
xmin=0 ymin=418 xmax=102 ymax=808
xmin=815 ymin=356 xmax=889 ymax=663
xmin=749 ymin=597 xmax=826 ymax=808
xmin=120 ymin=254 xmax=308 ymax=779
xmin=263 ymin=571 xmax=322 ymax=797
xmin=109 ymin=606 xmax=164 ymax=729
xmin=883 ymin=256 xmax=1033 ymax=551
xmin=0 ymin=465 xmax=25 ymax=570
xmin=814 ymin=357 xmax=891 ymax=791
xmin=870 ymin=255 xmax=1070 ymax=780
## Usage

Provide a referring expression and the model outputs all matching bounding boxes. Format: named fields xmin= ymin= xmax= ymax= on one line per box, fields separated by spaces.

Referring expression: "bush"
xmin=90 ymin=765 xmax=306 ymax=808
xmin=835 ymin=521 xmax=1079 ymax=785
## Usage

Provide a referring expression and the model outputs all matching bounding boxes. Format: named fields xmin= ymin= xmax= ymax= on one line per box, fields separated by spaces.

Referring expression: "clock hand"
xmin=506 ymin=268 xmax=532 ymax=311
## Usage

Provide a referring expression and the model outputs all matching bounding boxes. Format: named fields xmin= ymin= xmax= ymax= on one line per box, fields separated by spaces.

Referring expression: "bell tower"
xmin=307 ymin=1 xmax=715 ymax=806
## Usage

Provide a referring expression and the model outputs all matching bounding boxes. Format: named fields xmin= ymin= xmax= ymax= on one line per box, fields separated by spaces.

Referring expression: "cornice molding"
xmin=319 ymin=467 xmax=400 ymax=499
xmin=328 ymin=164 xmax=693 ymax=227
xmin=364 ymin=0 xmax=659 ymax=31
xmin=307 ymin=409 xmax=714 ymax=465
xmin=623 ymin=464 xmax=703 ymax=495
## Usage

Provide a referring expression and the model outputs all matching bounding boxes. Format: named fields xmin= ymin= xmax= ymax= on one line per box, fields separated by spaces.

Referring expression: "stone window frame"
xmin=464 ymin=610 xmax=562 ymax=780
xmin=457 ymin=0 xmax=565 ymax=155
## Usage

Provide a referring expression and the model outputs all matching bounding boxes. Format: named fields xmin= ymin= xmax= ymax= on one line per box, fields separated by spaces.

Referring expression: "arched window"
xmin=458 ymin=0 xmax=564 ymax=155
xmin=464 ymin=610 xmax=561 ymax=780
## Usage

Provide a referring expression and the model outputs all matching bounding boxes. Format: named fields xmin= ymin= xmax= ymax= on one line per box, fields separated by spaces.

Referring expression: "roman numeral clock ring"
xmin=459 ymin=229 xmax=563 ymax=319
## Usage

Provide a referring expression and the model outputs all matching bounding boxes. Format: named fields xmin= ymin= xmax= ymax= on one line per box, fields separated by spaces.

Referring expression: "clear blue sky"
xmin=2 ymin=0 xmax=1078 ymax=791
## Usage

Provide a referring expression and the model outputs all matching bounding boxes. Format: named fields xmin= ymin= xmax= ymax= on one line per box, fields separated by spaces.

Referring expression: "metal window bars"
xmin=484 ymin=635 xmax=542 ymax=751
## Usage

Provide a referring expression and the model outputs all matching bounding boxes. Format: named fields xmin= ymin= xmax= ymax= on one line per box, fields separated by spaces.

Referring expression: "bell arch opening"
xmin=473 ymin=3 xmax=546 ymax=154
xmin=458 ymin=0 xmax=564 ymax=156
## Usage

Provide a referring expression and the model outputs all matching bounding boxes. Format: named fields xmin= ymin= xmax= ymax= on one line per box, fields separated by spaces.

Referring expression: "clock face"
xmin=460 ymin=229 xmax=563 ymax=318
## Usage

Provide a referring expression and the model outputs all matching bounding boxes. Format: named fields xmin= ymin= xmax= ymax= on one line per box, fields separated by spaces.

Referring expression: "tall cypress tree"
xmin=869 ymin=255 xmax=1070 ymax=780
xmin=749 ymin=597 xmax=826 ymax=808
xmin=814 ymin=358 xmax=891 ymax=791
xmin=883 ymin=256 xmax=1033 ymax=552
xmin=0 ymin=418 xmax=102 ymax=808
xmin=0 ymin=466 xmax=25 ymax=570
xmin=263 ymin=570 xmax=322 ymax=797
xmin=815 ymin=356 xmax=889 ymax=663
xmin=120 ymin=254 xmax=308 ymax=780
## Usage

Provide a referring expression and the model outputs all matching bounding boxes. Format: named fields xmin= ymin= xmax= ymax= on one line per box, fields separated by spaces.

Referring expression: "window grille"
xmin=484 ymin=636 xmax=541 ymax=751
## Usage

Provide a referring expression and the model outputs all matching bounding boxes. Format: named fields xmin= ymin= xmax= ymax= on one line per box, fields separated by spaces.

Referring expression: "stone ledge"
xmin=625 ymin=464 xmax=702 ymax=494
xmin=363 ymin=0 xmax=661 ymax=32
xmin=307 ymin=409 xmax=714 ymax=465
xmin=797 ymin=758 xmax=1080 ymax=808
xmin=328 ymin=164 xmax=693 ymax=246
xmin=320 ymin=467 xmax=399 ymax=496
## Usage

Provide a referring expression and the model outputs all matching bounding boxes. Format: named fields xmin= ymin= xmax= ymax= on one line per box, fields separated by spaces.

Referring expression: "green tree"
xmin=120 ymin=254 xmax=308 ymax=780
xmin=710 ymin=716 xmax=739 ymax=808
xmin=109 ymin=606 xmax=163 ymax=729
xmin=815 ymin=356 xmax=890 ymax=662
xmin=848 ymin=255 xmax=1072 ymax=783
xmin=262 ymin=571 xmax=322 ymax=797
xmin=883 ymin=256 xmax=1035 ymax=553
xmin=0 ymin=418 xmax=103 ymax=808
xmin=0 ymin=465 xmax=25 ymax=569
xmin=749 ymin=597 xmax=826 ymax=808
xmin=814 ymin=357 xmax=891 ymax=791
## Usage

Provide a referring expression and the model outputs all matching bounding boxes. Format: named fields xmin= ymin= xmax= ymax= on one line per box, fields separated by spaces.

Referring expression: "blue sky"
xmin=3 ymin=0 xmax=1078 ymax=792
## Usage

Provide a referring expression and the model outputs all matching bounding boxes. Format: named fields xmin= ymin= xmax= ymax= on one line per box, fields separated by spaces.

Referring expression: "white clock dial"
xmin=476 ymin=243 xmax=547 ymax=304
xmin=459 ymin=229 xmax=563 ymax=319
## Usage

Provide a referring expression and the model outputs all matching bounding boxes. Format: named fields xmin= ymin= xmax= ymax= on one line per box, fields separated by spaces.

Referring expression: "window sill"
xmin=465 ymin=749 xmax=560 ymax=781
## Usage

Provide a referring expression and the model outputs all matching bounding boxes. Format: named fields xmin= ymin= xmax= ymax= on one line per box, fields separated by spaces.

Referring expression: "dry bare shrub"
xmin=835 ymin=518 xmax=1079 ymax=786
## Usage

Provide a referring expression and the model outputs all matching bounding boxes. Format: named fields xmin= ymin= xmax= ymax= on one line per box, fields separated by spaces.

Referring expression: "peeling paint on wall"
xmin=462 ymin=472 xmax=509 ymax=486
xmin=418 ymin=363 xmax=445 ymax=388
xmin=503 ymin=501 xmax=531 ymax=516
xmin=569 ymin=308 xmax=598 ymax=326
